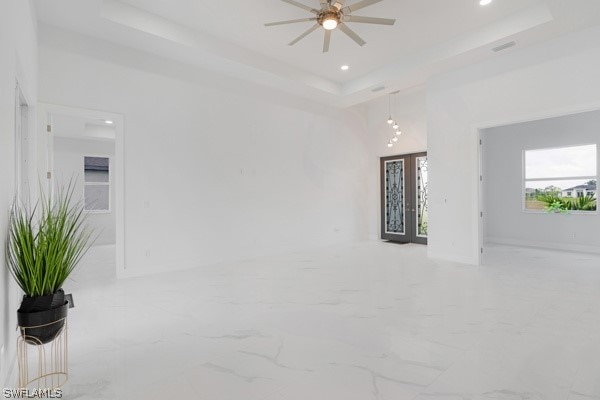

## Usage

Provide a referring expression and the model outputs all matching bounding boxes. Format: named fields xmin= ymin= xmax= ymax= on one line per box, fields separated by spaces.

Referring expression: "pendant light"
xmin=384 ymin=91 xmax=405 ymax=148
xmin=392 ymin=93 xmax=399 ymax=129
xmin=393 ymin=92 xmax=402 ymax=135
xmin=386 ymin=94 xmax=393 ymax=125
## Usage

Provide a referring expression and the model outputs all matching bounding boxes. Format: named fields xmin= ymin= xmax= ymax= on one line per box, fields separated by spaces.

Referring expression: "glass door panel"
xmin=385 ymin=159 xmax=405 ymax=235
xmin=412 ymin=154 xmax=428 ymax=244
xmin=381 ymin=155 xmax=411 ymax=242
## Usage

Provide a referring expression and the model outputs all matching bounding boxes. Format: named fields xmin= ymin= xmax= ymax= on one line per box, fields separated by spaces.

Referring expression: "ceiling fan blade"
xmin=281 ymin=0 xmax=319 ymax=13
xmin=343 ymin=15 xmax=395 ymax=25
xmin=265 ymin=18 xmax=318 ymax=27
xmin=342 ymin=0 xmax=384 ymax=13
xmin=323 ymin=30 xmax=331 ymax=53
xmin=339 ymin=23 xmax=366 ymax=46
xmin=289 ymin=24 xmax=321 ymax=46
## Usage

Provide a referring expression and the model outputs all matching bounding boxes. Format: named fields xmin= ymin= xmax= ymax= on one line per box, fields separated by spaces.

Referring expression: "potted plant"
xmin=6 ymin=183 xmax=93 ymax=344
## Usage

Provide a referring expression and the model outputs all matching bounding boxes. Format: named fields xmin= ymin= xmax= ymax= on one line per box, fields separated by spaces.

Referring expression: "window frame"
xmin=83 ymin=155 xmax=111 ymax=214
xmin=522 ymin=143 xmax=597 ymax=215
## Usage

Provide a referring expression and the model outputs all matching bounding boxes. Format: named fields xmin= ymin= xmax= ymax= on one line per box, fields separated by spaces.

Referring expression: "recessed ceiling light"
xmin=479 ymin=0 xmax=492 ymax=5
xmin=105 ymin=120 xmax=113 ymax=125
xmin=341 ymin=65 xmax=349 ymax=71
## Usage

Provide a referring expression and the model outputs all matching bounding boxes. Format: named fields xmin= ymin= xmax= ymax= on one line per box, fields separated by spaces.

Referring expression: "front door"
xmin=380 ymin=152 xmax=428 ymax=244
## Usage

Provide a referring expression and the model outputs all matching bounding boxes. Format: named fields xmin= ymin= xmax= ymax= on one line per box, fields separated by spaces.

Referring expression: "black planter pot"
xmin=17 ymin=289 xmax=70 ymax=345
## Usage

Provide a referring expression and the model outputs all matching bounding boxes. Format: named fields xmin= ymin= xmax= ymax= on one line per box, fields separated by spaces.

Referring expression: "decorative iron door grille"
xmin=384 ymin=160 xmax=405 ymax=235
xmin=380 ymin=153 xmax=428 ymax=244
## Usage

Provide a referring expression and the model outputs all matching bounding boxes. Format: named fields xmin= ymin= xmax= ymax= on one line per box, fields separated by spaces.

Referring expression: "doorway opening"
xmin=42 ymin=104 xmax=125 ymax=280
xmin=15 ymin=83 xmax=30 ymax=199
xmin=380 ymin=152 xmax=428 ymax=244
xmin=4 ymin=82 xmax=32 ymax=376
xmin=479 ymin=109 xmax=600 ymax=264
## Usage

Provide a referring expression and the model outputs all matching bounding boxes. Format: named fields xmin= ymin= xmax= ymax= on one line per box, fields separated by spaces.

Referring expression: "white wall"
xmin=365 ymin=90 xmax=428 ymax=239
xmin=427 ymin=25 xmax=600 ymax=264
xmin=0 ymin=0 xmax=38 ymax=386
xmin=38 ymin=30 xmax=371 ymax=277
xmin=54 ymin=137 xmax=116 ymax=246
xmin=483 ymin=110 xmax=600 ymax=253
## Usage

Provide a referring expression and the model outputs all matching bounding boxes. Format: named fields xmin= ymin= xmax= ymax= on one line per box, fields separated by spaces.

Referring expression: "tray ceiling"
xmin=35 ymin=0 xmax=600 ymax=107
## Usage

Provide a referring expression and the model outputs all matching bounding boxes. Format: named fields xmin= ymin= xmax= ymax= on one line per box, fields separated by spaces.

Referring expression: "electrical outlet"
xmin=145 ymin=250 xmax=151 ymax=257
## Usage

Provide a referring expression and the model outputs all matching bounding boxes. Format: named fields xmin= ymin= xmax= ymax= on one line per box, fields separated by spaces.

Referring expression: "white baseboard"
xmin=485 ymin=236 xmax=600 ymax=254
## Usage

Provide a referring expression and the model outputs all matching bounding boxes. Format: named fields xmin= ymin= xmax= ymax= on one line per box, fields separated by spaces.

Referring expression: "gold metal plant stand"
xmin=16 ymin=317 xmax=68 ymax=390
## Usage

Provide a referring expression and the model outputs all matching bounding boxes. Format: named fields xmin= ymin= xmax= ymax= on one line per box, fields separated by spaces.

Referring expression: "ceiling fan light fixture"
xmin=319 ymin=10 xmax=340 ymax=30
xmin=322 ymin=18 xmax=338 ymax=30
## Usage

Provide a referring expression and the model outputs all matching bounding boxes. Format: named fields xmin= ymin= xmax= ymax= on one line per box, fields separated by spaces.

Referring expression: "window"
xmin=524 ymin=144 xmax=597 ymax=212
xmin=84 ymin=156 xmax=110 ymax=212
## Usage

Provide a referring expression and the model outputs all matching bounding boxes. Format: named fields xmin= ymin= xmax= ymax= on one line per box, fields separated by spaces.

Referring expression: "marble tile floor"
xmin=56 ymin=242 xmax=600 ymax=400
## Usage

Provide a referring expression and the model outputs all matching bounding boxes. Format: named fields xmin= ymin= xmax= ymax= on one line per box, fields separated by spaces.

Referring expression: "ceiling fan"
xmin=265 ymin=0 xmax=396 ymax=53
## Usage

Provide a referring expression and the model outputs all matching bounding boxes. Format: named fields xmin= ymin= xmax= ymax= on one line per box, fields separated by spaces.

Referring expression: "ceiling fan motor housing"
xmin=318 ymin=8 xmax=342 ymax=29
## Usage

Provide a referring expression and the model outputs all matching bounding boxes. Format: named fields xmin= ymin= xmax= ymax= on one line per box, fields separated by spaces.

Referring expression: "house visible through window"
xmin=84 ymin=156 xmax=110 ymax=212
xmin=524 ymin=144 xmax=597 ymax=212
